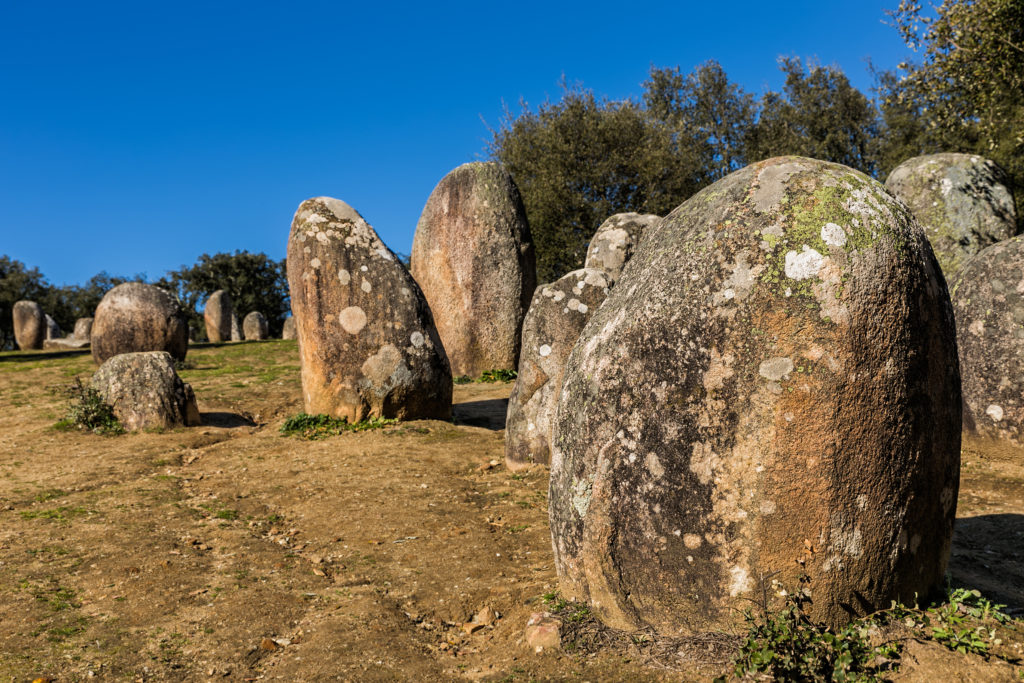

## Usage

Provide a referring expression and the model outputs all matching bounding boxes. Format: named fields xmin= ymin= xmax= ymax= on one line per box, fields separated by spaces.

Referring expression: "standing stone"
xmin=584 ymin=213 xmax=660 ymax=282
xmin=230 ymin=312 xmax=242 ymax=341
xmin=92 ymin=351 xmax=201 ymax=431
xmin=44 ymin=314 xmax=61 ymax=340
xmin=505 ymin=269 xmax=611 ymax=470
xmin=411 ymin=162 xmax=536 ymax=378
xmin=287 ymin=197 xmax=452 ymax=421
xmin=204 ymin=290 xmax=234 ymax=343
xmin=885 ymin=153 xmax=1018 ymax=277
xmin=550 ymin=156 xmax=961 ymax=634
xmin=12 ymin=300 xmax=45 ymax=350
xmin=243 ymin=311 xmax=268 ymax=340
xmin=91 ymin=282 xmax=189 ymax=364
xmin=73 ymin=317 xmax=93 ymax=340
xmin=282 ymin=316 xmax=297 ymax=340
xmin=951 ymin=235 xmax=1024 ymax=442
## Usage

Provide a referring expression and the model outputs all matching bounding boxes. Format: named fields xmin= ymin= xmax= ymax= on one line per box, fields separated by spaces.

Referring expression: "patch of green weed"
xmin=279 ymin=413 xmax=397 ymax=439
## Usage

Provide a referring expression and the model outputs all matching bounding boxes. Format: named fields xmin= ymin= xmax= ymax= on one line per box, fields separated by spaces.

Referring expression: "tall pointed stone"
xmin=412 ymin=162 xmax=535 ymax=378
xmin=287 ymin=197 xmax=451 ymax=421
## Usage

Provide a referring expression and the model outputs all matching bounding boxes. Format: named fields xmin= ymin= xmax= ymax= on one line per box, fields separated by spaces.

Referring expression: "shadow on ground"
xmin=452 ymin=398 xmax=508 ymax=430
xmin=200 ymin=411 xmax=257 ymax=428
xmin=948 ymin=513 xmax=1024 ymax=615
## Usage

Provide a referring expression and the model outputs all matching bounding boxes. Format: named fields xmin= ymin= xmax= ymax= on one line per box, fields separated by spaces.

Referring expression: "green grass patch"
xmin=19 ymin=506 xmax=91 ymax=523
xmin=454 ymin=369 xmax=518 ymax=384
xmin=279 ymin=413 xmax=397 ymax=439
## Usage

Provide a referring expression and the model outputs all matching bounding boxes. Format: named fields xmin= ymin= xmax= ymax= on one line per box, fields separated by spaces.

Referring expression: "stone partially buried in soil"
xmin=584 ymin=213 xmax=660 ymax=282
xmin=287 ymin=197 xmax=452 ymax=421
xmin=204 ymin=290 xmax=234 ymax=343
xmin=951 ymin=235 xmax=1024 ymax=443
xmin=550 ymin=156 xmax=961 ymax=634
xmin=91 ymin=351 xmax=201 ymax=431
xmin=505 ymin=268 xmax=611 ymax=470
xmin=243 ymin=311 xmax=268 ymax=340
xmin=885 ymin=153 xmax=1018 ymax=277
xmin=12 ymin=300 xmax=45 ymax=350
xmin=91 ymin=282 xmax=189 ymax=364
xmin=411 ymin=162 xmax=536 ymax=378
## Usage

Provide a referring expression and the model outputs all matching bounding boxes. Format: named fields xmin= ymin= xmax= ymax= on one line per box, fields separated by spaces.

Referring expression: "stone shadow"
xmin=200 ymin=412 xmax=257 ymax=428
xmin=452 ymin=398 xmax=508 ymax=431
xmin=948 ymin=513 xmax=1024 ymax=615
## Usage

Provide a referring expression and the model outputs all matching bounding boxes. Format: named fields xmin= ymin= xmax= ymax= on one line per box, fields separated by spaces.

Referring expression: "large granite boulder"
xmin=287 ymin=197 xmax=452 ymax=421
xmin=505 ymin=269 xmax=611 ymax=470
xmin=282 ymin=316 xmax=296 ymax=340
xmin=550 ymin=156 xmax=961 ymax=634
xmin=885 ymin=153 xmax=1018 ymax=277
xmin=12 ymin=300 xmax=45 ymax=350
xmin=411 ymin=162 xmax=535 ymax=377
xmin=44 ymin=314 xmax=61 ymax=340
xmin=951 ymin=235 xmax=1024 ymax=442
xmin=203 ymin=290 xmax=234 ymax=343
xmin=92 ymin=351 xmax=200 ymax=431
xmin=584 ymin=213 xmax=660 ymax=282
xmin=243 ymin=311 xmax=268 ymax=340
xmin=73 ymin=317 xmax=93 ymax=340
xmin=91 ymin=282 xmax=189 ymax=364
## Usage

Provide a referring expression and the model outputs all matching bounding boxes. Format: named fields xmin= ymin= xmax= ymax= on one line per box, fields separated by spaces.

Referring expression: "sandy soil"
xmin=0 ymin=340 xmax=1021 ymax=681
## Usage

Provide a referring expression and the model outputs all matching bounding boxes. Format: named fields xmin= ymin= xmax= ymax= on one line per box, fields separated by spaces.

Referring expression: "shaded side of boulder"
xmin=91 ymin=351 xmax=201 ymax=431
xmin=230 ymin=312 xmax=242 ymax=341
xmin=73 ymin=317 xmax=93 ymax=340
xmin=282 ymin=316 xmax=296 ymax=340
xmin=12 ymin=300 xmax=45 ymax=350
xmin=951 ymin=235 xmax=1024 ymax=442
xmin=885 ymin=153 xmax=1018 ymax=277
xmin=287 ymin=197 xmax=452 ymax=421
xmin=204 ymin=290 xmax=234 ymax=343
xmin=411 ymin=162 xmax=536 ymax=377
xmin=584 ymin=213 xmax=660 ymax=282
xmin=44 ymin=314 xmax=61 ymax=340
xmin=550 ymin=156 xmax=961 ymax=634
xmin=505 ymin=269 xmax=611 ymax=470
xmin=243 ymin=311 xmax=268 ymax=340
xmin=91 ymin=283 xmax=189 ymax=364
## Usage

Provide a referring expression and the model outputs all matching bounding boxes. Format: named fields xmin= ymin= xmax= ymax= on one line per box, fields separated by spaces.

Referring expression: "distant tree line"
xmin=0 ymin=251 xmax=288 ymax=349
xmin=489 ymin=0 xmax=1024 ymax=282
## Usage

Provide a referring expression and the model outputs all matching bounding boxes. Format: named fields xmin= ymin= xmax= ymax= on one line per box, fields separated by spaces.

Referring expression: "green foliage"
xmin=745 ymin=58 xmax=881 ymax=175
xmin=916 ymin=588 xmax=1009 ymax=656
xmin=479 ymin=368 xmax=517 ymax=383
xmin=725 ymin=578 xmax=899 ymax=682
xmin=158 ymin=250 xmax=289 ymax=340
xmin=540 ymin=591 xmax=591 ymax=622
xmin=879 ymin=0 xmax=1024 ymax=223
xmin=54 ymin=378 xmax=124 ymax=435
xmin=279 ymin=412 xmax=397 ymax=439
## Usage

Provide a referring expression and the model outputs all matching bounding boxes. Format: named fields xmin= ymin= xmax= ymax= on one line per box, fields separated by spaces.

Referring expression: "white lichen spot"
xmin=567 ymin=298 xmax=581 ymax=312
xmin=316 ymin=231 xmax=329 ymax=244
xmin=338 ymin=269 xmax=351 ymax=285
xmin=784 ymin=287 xmax=792 ymax=297
xmin=527 ymin=422 xmax=535 ymax=432
xmin=759 ymin=500 xmax=776 ymax=515
xmin=400 ymin=287 xmax=411 ymax=297
xmin=375 ymin=247 xmax=393 ymax=261
xmin=552 ymin=290 xmax=565 ymax=303
xmin=361 ymin=279 xmax=372 ymax=293
xmin=969 ymin=319 xmax=984 ymax=336
xmin=410 ymin=331 xmax=424 ymax=348
xmin=571 ymin=477 xmax=593 ymax=517
xmin=360 ymin=265 xmax=368 ymax=272
xmin=857 ymin=495 xmax=868 ymax=511
xmin=310 ymin=258 xmax=321 ymax=269
xmin=759 ymin=357 xmax=794 ymax=381
xmin=645 ymin=453 xmax=665 ymax=479
xmin=729 ymin=566 xmax=751 ymax=597
xmin=986 ymin=404 xmax=1004 ymax=422
xmin=577 ymin=303 xmax=589 ymax=314
xmin=338 ymin=306 xmax=367 ymax=335
xmin=940 ymin=178 xmax=954 ymax=196
xmin=784 ymin=246 xmax=824 ymax=280
xmin=673 ymin=529 xmax=681 ymax=537
xmin=821 ymin=222 xmax=848 ymax=247
xmin=683 ymin=534 xmax=702 ymax=549
xmin=539 ymin=344 xmax=552 ymax=357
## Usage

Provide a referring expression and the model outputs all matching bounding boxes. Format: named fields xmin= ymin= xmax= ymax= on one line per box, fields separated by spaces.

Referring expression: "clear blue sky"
xmin=0 ymin=1 xmax=913 ymax=287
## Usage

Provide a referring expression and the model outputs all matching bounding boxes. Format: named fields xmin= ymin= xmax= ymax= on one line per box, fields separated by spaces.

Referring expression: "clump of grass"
xmin=53 ymin=378 xmax=123 ymax=435
xmin=279 ymin=412 xmax=397 ymax=439
xmin=453 ymin=369 xmax=518 ymax=385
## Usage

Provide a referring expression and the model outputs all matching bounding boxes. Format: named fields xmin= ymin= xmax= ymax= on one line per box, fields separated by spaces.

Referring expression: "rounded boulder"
xmin=204 ymin=290 xmax=234 ymax=343
xmin=411 ymin=162 xmax=536 ymax=378
xmin=91 ymin=283 xmax=189 ymax=364
xmin=282 ymin=316 xmax=296 ymax=340
xmin=12 ymin=300 xmax=45 ymax=350
xmin=73 ymin=317 xmax=93 ymax=340
xmin=243 ymin=311 xmax=268 ymax=340
xmin=550 ymin=156 xmax=961 ymax=633
xmin=584 ymin=213 xmax=660 ymax=282
xmin=951 ymin=235 xmax=1024 ymax=442
xmin=287 ymin=197 xmax=452 ymax=421
xmin=885 ymin=153 xmax=1018 ymax=277
xmin=505 ymin=268 xmax=611 ymax=470
xmin=92 ymin=351 xmax=201 ymax=431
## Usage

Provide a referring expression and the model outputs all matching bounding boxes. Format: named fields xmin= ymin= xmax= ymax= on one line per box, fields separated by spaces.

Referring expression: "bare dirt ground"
xmin=1 ymin=340 xmax=1022 ymax=682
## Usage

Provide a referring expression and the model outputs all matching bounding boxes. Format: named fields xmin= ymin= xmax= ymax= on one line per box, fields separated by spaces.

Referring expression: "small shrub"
xmin=453 ymin=375 xmax=474 ymax=385
xmin=479 ymin=368 xmax=517 ymax=383
xmin=279 ymin=412 xmax=397 ymax=439
xmin=54 ymin=378 xmax=123 ymax=435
